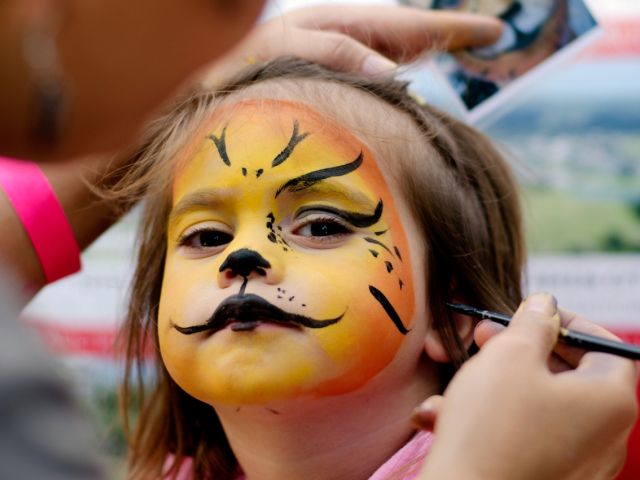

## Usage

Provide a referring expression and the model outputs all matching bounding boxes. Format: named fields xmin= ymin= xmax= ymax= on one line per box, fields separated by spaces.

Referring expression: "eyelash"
xmin=178 ymin=226 xmax=233 ymax=250
xmin=291 ymin=212 xmax=354 ymax=241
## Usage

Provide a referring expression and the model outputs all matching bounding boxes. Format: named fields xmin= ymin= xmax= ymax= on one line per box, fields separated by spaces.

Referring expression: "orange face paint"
xmin=158 ymin=100 xmax=415 ymax=405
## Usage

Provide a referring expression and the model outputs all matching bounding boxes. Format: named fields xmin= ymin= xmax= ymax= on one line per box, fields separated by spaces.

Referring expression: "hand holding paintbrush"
xmin=415 ymin=293 xmax=638 ymax=480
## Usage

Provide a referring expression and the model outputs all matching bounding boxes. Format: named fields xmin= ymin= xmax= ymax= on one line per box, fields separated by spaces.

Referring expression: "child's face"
xmin=158 ymin=99 xmax=423 ymax=405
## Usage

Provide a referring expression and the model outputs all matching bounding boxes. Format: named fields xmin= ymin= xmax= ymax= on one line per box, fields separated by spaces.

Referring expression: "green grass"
xmin=522 ymin=187 xmax=640 ymax=253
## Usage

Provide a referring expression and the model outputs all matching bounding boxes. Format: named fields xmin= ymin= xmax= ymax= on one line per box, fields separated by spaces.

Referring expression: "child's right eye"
xmin=179 ymin=228 xmax=233 ymax=250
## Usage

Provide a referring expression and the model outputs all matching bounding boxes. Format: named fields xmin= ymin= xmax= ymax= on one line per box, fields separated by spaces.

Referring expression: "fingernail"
xmin=524 ymin=292 xmax=558 ymax=316
xmin=480 ymin=319 xmax=505 ymax=335
xmin=361 ymin=55 xmax=397 ymax=76
xmin=411 ymin=399 xmax=436 ymax=431
xmin=473 ymin=19 xmax=504 ymax=45
xmin=416 ymin=398 xmax=435 ymax=413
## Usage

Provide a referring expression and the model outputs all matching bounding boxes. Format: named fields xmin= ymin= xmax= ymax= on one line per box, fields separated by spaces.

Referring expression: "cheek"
xmin=157 ymin=258 xmax=225 ymax=369
xmin=290 ymin=240 xmax=414 ymax=394
xmin=159 ymin=257 xmax=223 ymax=324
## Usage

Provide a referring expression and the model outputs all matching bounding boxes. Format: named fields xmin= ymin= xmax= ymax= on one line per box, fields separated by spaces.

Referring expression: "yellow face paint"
xmin=158 ymin=100 xmax=415 ymax=405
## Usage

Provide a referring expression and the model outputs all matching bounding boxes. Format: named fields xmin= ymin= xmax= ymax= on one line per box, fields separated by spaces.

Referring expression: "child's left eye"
xmin=291 ymin=213 xmax=353 ymax=245
xmin=298 ymin=219 xmax=350 ymax=237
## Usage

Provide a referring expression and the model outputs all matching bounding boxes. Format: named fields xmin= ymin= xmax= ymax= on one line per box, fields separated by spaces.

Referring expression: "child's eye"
xmin=291 ymin=212 xmax=353 ymax=246
xmin=179 ymin=228 xmax=233 ymax=250
xmin=301 ymin=220 xmax=350 ymax=237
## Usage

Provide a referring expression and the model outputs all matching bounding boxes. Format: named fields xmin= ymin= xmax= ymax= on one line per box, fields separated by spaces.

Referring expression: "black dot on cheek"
xmin=241 ymin=168 xmax=247 ymax=177
xmin=385 ymin=261 xmax=394 ymax=273
xmin=256 ymin=169 xmax=264 ymax=178
xmin=268 ymin=232 xmax=277 ymax=243
xmin=302 ymin=304 xmax=306 ymax=307
xmin=289 ymin=296 xmax=294 ymax=301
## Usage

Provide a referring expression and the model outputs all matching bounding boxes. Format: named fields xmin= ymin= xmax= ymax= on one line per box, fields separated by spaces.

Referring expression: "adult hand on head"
xmin=205 ymin=5 xmax=502 ymax=82
xmin=414 ymin=292 xmax=638 ymax=480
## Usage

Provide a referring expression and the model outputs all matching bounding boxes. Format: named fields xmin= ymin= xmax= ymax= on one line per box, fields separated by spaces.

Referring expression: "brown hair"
xmin=115 ymin=57 xmax=525 ymax=479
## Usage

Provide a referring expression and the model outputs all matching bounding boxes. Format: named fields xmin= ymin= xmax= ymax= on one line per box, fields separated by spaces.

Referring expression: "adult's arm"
xmin=416 ymin=293 xmax=638 ymax=480
xmin=0 ymin=5 xmax=501 ymax=298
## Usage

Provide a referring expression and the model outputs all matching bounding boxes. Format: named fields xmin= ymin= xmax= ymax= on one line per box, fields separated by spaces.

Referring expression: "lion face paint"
xmin=158 ymin=100 xmax=416 ymax=405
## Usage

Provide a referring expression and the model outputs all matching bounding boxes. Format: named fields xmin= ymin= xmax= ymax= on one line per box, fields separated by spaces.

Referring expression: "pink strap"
xmin=0 ymin=156 xmax=81 ymax=283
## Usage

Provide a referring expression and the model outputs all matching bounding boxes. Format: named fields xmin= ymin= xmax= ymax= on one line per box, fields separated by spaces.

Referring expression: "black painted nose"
xmin=219 ymin=248 xmax=271 ymax=278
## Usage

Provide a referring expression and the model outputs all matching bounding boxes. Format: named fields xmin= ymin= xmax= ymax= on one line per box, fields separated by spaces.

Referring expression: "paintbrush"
xmin=446 ymin=303 xmax=640 ymax=361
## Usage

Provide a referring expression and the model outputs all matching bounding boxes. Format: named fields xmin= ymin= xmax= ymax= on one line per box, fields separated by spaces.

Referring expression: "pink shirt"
xmin=164 ymin=431 xmax=434 ymax=480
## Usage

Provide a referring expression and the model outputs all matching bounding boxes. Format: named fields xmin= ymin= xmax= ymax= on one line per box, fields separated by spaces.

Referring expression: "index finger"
xmin=287 ymin=6 xmax=503 ymax=60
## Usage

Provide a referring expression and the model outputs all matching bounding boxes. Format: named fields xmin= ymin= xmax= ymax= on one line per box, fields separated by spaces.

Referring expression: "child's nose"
xmin=217 ymin=248 xmax=283 ymax=288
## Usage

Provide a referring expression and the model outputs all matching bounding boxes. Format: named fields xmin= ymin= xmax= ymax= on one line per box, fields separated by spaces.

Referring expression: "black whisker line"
xmin=272 ymin=120 xmax=310 ymax=168
xmin=369 ymin=285 xmax=409 ymax=335
xmin=208 ymin=125 xmax=231 ymax=166
xmin=364 ymin=237 xmax=392 ymax=255
xmin=275 ymin=152 xmax=363 ymax=198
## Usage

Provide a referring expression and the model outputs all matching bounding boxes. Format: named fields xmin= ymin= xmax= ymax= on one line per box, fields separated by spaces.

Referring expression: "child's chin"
xmin=202 ymin=374 xmax=322 ymax=406
xmin=190 ymin=363 xmax=381 ymax=407
xmin=181 ymin=359 xmax=326 ymax=406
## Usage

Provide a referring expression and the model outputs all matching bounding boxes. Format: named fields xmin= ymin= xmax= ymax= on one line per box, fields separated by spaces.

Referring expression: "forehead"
xmin=173 ymin=98 xmax=394 ymax=201
xmin=173 ymin=79 xmax=426 ymax=192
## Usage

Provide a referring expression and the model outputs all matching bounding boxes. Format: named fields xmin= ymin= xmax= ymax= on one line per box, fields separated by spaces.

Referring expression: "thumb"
xmin=506 ymin=292 xmax=561 ymax=360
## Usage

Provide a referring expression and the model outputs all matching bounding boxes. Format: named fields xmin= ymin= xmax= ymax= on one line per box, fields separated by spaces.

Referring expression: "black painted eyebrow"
xmin=208 ymin=125 xmax=231 ymax=167
xmin=272 ymin=120 xmax=310 ymax=168
xmin=275 ymin=152 xmax=363 ymax=198
xmin=297 ymin=200 xmax=383 ymax=228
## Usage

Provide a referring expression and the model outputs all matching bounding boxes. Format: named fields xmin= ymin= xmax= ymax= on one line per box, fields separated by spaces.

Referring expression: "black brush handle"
xmin=560 ymin=329 xmax=640 ymax=360
xmin=446 ymin=303 xmax=640 ymax=361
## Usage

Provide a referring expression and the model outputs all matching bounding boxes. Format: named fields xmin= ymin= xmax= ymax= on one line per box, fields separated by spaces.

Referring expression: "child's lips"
xmin=172 ymin=293 xmax=345 ymax=336
xmin=227 ymin=318 xmax=301 ymax=332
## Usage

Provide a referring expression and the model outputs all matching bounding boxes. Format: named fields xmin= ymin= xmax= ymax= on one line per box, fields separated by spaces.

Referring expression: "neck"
xmin=215 ymin=358 xmax=439 ymax=480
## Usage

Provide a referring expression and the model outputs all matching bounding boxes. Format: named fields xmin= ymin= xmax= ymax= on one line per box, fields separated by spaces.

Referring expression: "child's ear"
xmin=423 ymin=308 xmax=475 ymax=363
